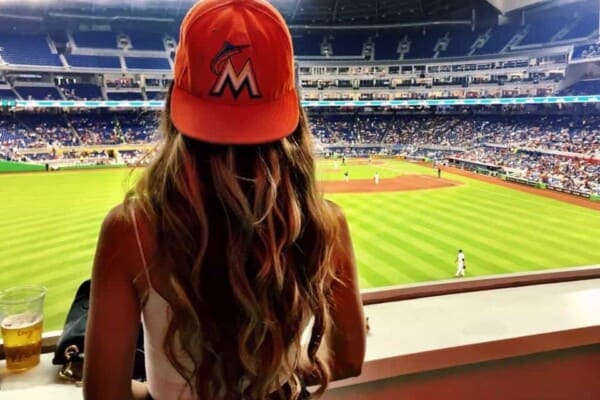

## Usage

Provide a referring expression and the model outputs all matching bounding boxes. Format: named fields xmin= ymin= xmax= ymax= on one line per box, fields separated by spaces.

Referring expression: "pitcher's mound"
xmin=320 ymin=175 xmax=460 ymax=194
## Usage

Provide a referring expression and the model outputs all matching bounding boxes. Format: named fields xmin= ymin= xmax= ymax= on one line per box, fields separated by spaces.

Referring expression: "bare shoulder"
xmin=101 ymin=203 xmax=132 ymax=232
xmin=95 ymin=203 xmax=143 ymax=281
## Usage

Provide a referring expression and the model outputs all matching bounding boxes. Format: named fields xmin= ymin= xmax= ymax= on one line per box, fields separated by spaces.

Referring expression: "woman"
xmin=83 ymin=1 xmax=365 ymax=399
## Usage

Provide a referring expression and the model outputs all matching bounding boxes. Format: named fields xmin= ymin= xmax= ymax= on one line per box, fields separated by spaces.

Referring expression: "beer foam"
xmin=1 ymin=312 xmax=42 ymax=329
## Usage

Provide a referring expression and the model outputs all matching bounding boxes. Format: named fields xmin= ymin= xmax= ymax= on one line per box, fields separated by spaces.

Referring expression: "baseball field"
xmin=1 ymin=159 xmax=599 ymax=331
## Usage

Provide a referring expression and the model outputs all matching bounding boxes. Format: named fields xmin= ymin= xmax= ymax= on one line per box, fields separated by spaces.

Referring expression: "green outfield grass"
xmin=1 ymin=160 xmax=599 ymax=331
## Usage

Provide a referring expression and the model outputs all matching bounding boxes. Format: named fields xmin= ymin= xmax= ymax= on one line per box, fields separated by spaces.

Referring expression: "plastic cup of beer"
xmin=0 ymin=285 xmax=47 ymax=371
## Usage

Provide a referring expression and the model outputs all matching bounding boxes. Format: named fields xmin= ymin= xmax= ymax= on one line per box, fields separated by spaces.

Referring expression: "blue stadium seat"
xmin=374 ymin=31 xmax=402 ymax=60
xmin=520 ymin=16 xmax=570 ymax=45
xmin=126 ymin=32 xmax=166 ymax=51
xmin=563 ymin=14 xmax=598 ymax=40
xmin=0 ymin=89 xmax=18 ymax=99
xmin=561 ymin=79 xmax=600 ymax=95
xmin=72 ymin=31 xmax=118 ymax=49
xmin=442 ymin=28 xmax=481 ymax=58
xmin=405 ymin=28 xmax=444 ymax=60
xmin=330 ymin=32 xmax=369 ymax=56
xmin=473 ymin=25 xmax=519 ymax=55
xmin=61 ymin=84 xmax=103 ymax=100
xmin=16 ymin=87 xmax=62 ymax=100
xmin=0 ymin=34 xmax=62 ymax=66
xmin=292 ymin=32 xmax=323 ymax=56
xmin=125 ymin=57 xmax=171 ymax=70
xmin=66 ymin=55 xmax=121 ymax=69
xmin=107 ymin=92 xmax=144 ymax=100
xmin=146 ymin=91 xmax=166 ymax=100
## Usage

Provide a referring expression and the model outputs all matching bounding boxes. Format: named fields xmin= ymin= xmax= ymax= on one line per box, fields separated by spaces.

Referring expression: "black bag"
xmin=53 ymin=279 xmax=146 ymax=382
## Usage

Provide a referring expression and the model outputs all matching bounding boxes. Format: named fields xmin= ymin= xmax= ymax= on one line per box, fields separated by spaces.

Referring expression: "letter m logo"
xmin=210 ymin=42 xmax=262 ymax=100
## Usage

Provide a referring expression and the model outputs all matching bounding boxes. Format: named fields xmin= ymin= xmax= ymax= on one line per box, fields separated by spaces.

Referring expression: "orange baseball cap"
xmin=171 ymin=0 xmax=300 ymax=145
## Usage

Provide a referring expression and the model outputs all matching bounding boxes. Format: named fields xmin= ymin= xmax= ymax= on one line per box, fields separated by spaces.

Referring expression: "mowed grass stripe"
xmin=0 ymin=207 xmax=107 ymax=237
xmin=348 ymin=197 xmax=461 ymax=278
xmin=350 ymin=240 xmax=415 ymax=286
xmin=1 ymin=220 xmax=100 ymax=254
xmin=333 ymin=193 xmax=556 ymax=274
xmin=410 ymin=199 xmax=564 ymax=272
xmin=343 ymin=195 xmax=515 ymax=276
xmin=410 ymin=189 xmax=599 ymax=262
xmin=351 ymin=227 xmax=437 ymax=283
xmin=2 ymin=241 xmax=96 ymax=281
xmin=437 ymin=192 xmax=600 ymax=264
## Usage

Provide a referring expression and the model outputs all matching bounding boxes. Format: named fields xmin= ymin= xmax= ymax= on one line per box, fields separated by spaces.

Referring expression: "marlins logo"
xmin=210 ymin=42 xmax=262 ymax=99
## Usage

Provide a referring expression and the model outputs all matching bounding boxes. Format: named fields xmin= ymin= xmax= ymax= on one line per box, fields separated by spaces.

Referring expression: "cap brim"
xmin=170 ymin=86 xmax=300 ymax=145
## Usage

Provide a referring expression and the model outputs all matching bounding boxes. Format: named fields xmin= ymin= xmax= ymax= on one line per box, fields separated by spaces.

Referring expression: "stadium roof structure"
xmin=0 ymin=0 xmax=499 ymax=25
xmin=0 ymin=0 xmax=594 ymax=28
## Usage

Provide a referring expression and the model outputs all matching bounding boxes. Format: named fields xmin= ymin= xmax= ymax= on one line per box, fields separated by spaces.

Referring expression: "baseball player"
xmin=455 ymin=249 xmax=466 ymax=277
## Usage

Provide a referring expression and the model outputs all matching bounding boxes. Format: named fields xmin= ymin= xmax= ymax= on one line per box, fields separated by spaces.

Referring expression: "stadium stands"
xmin=373 ymin=31 xmax=401 ymax=60
xmin=0 ymin=89 xmax=18 ymax=99
xmin=563 ymin=14 xmax=598 ymax=40
xmin=441 ymin=28 xmax=481 ymax=58
xmin=330 ymin=32 xmax=369 ymax=57
xmin=473 ymin=25 xmax=519 ymax=55
xmin=106 ymin=91 xmax=144 ymax=100
xmin=405 ymin=28 xmax=445 ymax=59
xmin=59 ymin=83 xmax=103 ymax=100
xmin=573 ymin=43 xmax=600 ymax=59
xmin=124 ymin=57 xmax=171 ymax=70
xmin=65 ymin=55 xmax=121 ymax=69
xmin=291 ymin=32 xmax=323 ymax=57
xmin=15 ymin=86 xmax=62 ymax=100
xmin=71 ymin=31 xmax=117 ymax=49
xmin=146 ymin=91 xmax=166 ymax=100
xmin=0 ymin=34 xmax=62 ymax=66
xmin=125 ymin=31 xmax=166 ymax=51
xmin=520 ymin=15 xmax=570 ymax=46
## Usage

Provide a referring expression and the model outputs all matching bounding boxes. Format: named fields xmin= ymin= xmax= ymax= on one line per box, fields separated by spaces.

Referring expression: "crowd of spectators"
xmin=457 ymin=147 xmax=600 ymax=194
xmin=307 ymin=112 xmax=600 ymax=195
xmin=1 ymin=111 xmax=598 ymax=194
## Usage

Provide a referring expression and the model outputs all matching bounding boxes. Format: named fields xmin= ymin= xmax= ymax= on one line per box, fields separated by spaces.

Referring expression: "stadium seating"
xmin=0 ymin=34 xmax=62 ymax=66
xmin=71 ymin=31 xmax=117 ymax=49
xmin=441 ymin=28 xmax=482 ymax=58
xmin=125 ymin=31 xmax=166 ymax=51
xmin=146 ymin=91 xmax=166 ymax=100
xmin=125 ymin=57 xmax=171 ymax=70
xmin=519 ymin=15 xmax=570 ymax=46
xmin=60 ymin=83 xmax=103 ymax=100
xmin=560 ymin=79 xmax=600 ymax=95
xmin=563 ymin=14 xmax=598 ymax=40
xmin=0 ymin=89 xmax=18 ymax=99
xmin=66 ymin=55 xmax=121 ymax=69
xmin=329 ymin=32 xmax=370 ymax=57
xmin=373 ymin=31 xmax=402 ymax=60
xmin=572 ymin=43 xmax=600 ymax=59
xmin=106 ymin=92 xmax=144 ymax=100
xmin=2 ymin=110 xmax=598 ymax=193
xmin=15 ymin=86 xmax=62 ymax=100
xmin=405 ymin=28 xmax=445 ymax=59
xmin=292 ymin=32 xmax=323 ymax=56
xmin=473 ymin=25 xmax=519 ymax=55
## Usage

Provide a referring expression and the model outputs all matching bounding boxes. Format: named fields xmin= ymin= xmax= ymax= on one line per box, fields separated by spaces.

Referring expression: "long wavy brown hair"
xmin=127 ymin=87 xmax=339 ymax=399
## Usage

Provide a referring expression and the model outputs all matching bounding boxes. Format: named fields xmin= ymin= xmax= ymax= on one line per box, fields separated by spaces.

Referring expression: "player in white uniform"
xmin=374 ymin=172 xmax=380 ymax=185
xmin=455 ymin=249 xmax=466 ymax=277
